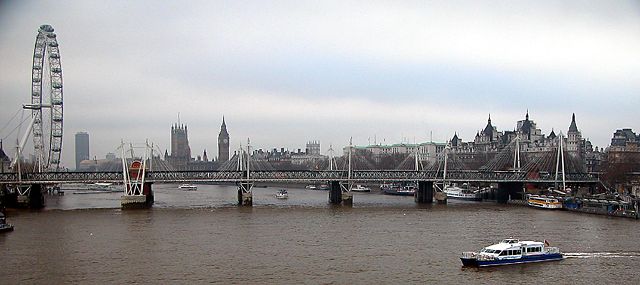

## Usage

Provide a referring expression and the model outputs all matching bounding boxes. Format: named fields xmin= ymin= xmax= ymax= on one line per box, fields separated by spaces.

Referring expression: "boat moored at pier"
xmin=443 ymin=184 xmax=482 ymax=201
xmin=178 ymin=184 xmax=198 ymax=191
xmin=382 ymin=184 xmax=415 ymax=196
xmin=527 ymin=195 xmax=563 ymax=209
xmin=460 ymin=238 xmax=563 ymax=267
xmin=351 ymin=185 xmax=371 ymax=192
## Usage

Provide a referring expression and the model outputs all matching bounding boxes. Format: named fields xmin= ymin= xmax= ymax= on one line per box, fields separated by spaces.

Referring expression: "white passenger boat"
xmin=178 ymin=184 xmax=198 ymax=191
xmin=444 ymin=184 xmax=481 ymax=201
xmin=527 ymin=195 xmax=562 ymax=209
xmin=73 ymin=183 xmax=121 ymax=194
xmin=275 ymin=189 xmax=288 ymax=199
xmin=351 ymin=185 xmax=371 ymax=192
xmin=461 ymin=238 xmax=563 ymax=267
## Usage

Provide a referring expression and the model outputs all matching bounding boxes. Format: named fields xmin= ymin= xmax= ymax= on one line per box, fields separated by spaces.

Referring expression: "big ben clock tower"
xmin=218 ymin=116 xmax=230 ymax=162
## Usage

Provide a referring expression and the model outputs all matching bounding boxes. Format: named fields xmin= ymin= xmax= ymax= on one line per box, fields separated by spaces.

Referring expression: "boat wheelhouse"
xmin=461 ymin=238 xmax=563 ymax=267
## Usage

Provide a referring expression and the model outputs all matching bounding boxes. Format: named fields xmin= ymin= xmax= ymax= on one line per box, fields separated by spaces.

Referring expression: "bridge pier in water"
xmin=3 ymin=184 xmax=45 ymax=208
xmin=328 ymin=181 xmax=352 ymax=206
xmin=237 ymin=181 xmax=253 ymax=206
xmin=497 ymin=182 xmax=524 ymax=204
xmin=329 ymin=181 xmax=341 ymax=204
xmin=121 ymin=182 xmax=154 ymax=209
xmin=121 ymin=160 xmax=154 ymax=209
xmin=415 ymin=181 xmax=433 ymax=204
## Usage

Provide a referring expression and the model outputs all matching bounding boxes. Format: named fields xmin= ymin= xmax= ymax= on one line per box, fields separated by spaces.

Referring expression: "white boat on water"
xmin=275 ymin=189 xmax=288 ymax=199
xmin=351 ymin=185 xmax=371 ymax=192
xmin=527 ymin=195 xmax=563 ymax=209
xmin=73 ymin=183 xmax=121 ymax=194
xmin=178 ymin=184 xmax=198 ymax=191
xmin=444 ymin=184 xmax=482 ymax=201
xmin=461 ymin=238 xmax=563 ymax=267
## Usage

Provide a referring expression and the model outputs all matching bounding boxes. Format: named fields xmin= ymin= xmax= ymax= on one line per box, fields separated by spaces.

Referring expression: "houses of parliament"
xmin=164 ymin=117 xmax=229 ymax=170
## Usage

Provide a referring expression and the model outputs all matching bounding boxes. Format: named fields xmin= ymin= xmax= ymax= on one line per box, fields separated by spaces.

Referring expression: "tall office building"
xmin=75 ymin=132 xmax=89 ymax=170
xmin=218 ymin=117 xmax=230 ymax=162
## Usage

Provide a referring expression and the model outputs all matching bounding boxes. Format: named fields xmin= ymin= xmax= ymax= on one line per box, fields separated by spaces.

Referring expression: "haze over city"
xmin=1 ymin=0 xmax=639 ymax=168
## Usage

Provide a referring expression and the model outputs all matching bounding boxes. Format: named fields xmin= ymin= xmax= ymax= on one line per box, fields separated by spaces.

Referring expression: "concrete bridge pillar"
xmin=328 ymin=181 xmax=353 ymax=206
xmin=415 ymin=181 xmax=433 ymax=204
xmin=329 ymin=181 xmax=342 ymax=204
xmin=10 ymin=184 xmax=45 ymax=208
xmin=121 ymin=182 xmax=154 ymax=209
xmin=497 ymin=182 xmax=523 ymax=204
xmin=237 ymin=181 xmax=253 ymax=206
xmin=3 ymin=184 xmax=45 ymax=209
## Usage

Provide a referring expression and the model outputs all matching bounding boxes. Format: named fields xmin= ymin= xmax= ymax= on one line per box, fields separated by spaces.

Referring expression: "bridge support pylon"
xmin=237 ymin=181 xmax=253 ymax=206
xmin=121 ymin=182 xmax=154 ymax=209
xmin=120 ymin=159 xmax=154 ymax=210
xmin=497 ymin=182 xmax=523 ymax=204
xmin=415 ymin=181 xmax=433 ymax=204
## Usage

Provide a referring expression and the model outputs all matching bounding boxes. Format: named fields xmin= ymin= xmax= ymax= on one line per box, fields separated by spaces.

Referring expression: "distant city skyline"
xmin=1 ymin=1 xmax=639 ymax=169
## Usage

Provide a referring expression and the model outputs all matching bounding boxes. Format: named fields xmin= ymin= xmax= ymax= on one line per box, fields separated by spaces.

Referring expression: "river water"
xmin=2 ymin=184 xmax=639 ymax=284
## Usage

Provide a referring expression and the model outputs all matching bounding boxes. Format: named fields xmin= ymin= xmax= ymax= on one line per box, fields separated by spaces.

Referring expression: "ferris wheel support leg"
xmin=10 ymin=115 xmax=37 ymax=168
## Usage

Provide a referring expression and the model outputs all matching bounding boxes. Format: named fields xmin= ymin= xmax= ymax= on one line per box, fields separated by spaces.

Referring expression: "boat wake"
xmin=564 ymin=252 xmax=640 ymax=259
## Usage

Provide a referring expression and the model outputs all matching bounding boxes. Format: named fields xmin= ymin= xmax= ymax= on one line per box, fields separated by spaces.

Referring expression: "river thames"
xmin=1 ymin=184 xmax=639 ymax=284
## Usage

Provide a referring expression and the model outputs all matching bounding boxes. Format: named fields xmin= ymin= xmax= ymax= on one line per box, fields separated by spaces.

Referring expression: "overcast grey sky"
xmin=1 ymin=0 xmax=639 ymax=168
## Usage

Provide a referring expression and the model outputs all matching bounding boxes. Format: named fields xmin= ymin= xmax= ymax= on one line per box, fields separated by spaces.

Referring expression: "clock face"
xmin=223 ymin=138 xmax=228 ymax=144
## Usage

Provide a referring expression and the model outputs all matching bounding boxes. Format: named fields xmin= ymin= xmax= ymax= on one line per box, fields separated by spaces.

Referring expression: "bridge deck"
xmin=0 ymin=170 xmax=599 ymax=184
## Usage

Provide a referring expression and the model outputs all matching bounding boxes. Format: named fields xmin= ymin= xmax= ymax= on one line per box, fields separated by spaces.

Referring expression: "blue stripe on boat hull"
xmin=461 ymin=254 xmax=563 ymax=267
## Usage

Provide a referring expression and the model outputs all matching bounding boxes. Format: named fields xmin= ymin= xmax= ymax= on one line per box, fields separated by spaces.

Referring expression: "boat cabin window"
xmin=482 ymin=249 xmax=500 ymax=254
xmin=499 ymin=251 xmax=506 ymax=256
xmin=526 ymin=247 xmax=542 ymax=253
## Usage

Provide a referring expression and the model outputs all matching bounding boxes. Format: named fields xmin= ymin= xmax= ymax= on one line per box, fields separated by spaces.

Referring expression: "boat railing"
xmin=545 ymin=247 xmax=560 ymax=254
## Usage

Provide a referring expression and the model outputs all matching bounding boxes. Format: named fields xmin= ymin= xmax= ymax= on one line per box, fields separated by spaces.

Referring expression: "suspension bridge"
xmin=1 ymin=136 xmax=599 ymax=209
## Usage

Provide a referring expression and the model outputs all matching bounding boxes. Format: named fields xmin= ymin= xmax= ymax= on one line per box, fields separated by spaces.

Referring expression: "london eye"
xmin=16 ymin=24 xmax=64 ymax=170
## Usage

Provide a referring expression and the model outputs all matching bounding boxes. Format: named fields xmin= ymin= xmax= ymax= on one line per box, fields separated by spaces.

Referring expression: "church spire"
xmin=568 ymin=113 xmax=578 ymax=133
